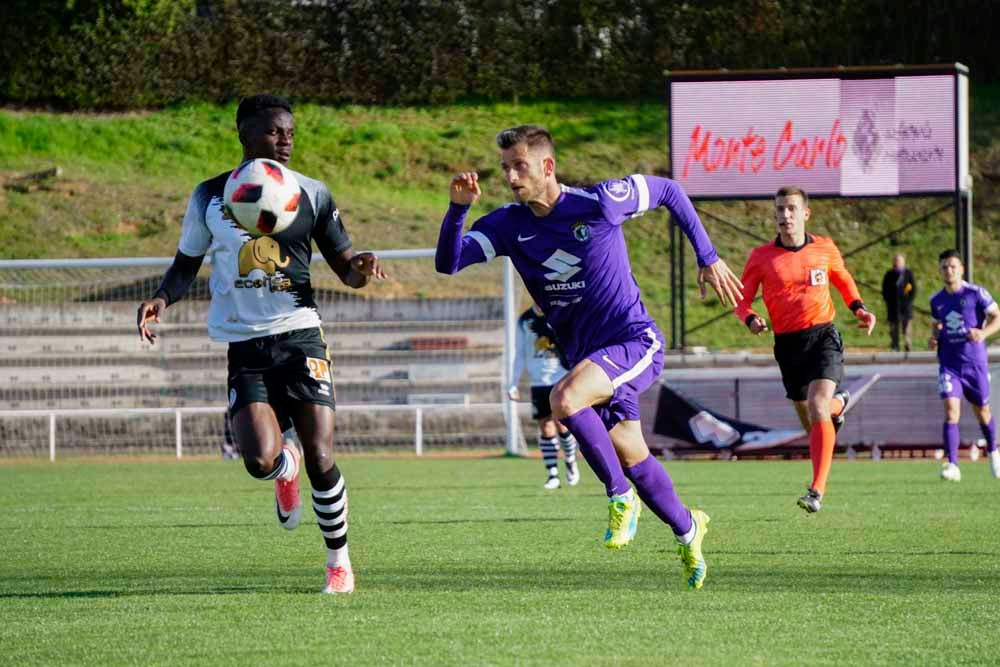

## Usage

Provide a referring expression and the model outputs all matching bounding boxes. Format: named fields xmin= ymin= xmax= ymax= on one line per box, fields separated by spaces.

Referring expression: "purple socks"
xmin=625 ymin=455 xmax=693 ymax=537
xmin=560 ymin=408 xmax=631 ymax=497
xmin=944 ymin=422 xmax=960 ymax=464
xmin=980 ymin=417 xmax=997 ymax=454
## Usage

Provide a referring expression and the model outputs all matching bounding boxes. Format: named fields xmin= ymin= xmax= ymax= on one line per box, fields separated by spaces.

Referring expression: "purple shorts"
xmin=586 ymin=326 xmax=664 ymax=430
xmin=938 ymin=364 xmax=990 ymax=406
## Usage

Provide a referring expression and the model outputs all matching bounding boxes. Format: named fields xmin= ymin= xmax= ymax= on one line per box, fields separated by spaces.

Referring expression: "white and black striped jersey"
xmin=178 ymin=168 xmax=352 ymax=342
xmin=511 ymin=308 xmax=569 ymax=390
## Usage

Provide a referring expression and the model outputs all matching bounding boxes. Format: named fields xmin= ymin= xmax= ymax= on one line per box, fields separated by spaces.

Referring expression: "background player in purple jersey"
xmin=436 ymin=124 xmax=743 ymax=589
xmin=136 ymin=94 xmax=385 ymax=594
xmin=929 ymin=249 xmax=1000 ymax=481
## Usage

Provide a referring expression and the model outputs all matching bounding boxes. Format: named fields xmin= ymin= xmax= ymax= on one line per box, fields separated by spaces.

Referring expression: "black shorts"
xmin=530 ymin=386 xmax=554 ymax=420
xmin=227 ymin=327 xmax=336 ymax=430
xmin=773 ymin=322 xmax=844 ymax=402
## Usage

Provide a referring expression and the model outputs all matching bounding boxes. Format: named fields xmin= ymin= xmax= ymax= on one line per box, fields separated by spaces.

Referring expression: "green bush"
xmin=1 ymin=0 xmax=997 ymax=109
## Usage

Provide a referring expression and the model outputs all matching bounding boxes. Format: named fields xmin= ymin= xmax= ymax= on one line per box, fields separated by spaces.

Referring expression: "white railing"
xmin=0 ymin=402 xmax=515 ymax=461
xmin=0 ymin=250 xmax=525 ymax=456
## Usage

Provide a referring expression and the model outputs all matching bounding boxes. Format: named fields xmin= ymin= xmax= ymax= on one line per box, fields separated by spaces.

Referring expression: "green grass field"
xmin=2 ymin=456 xmax=997 ymax=665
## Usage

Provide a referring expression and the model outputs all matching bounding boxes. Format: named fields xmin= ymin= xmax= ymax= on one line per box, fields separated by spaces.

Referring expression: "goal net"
xmin=0 ymin=251 xmax=520 ymax=458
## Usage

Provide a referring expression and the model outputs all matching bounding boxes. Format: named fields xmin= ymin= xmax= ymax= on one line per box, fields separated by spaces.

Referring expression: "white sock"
xmin=676 ymin=512 xmax=696 ymax=545
xmin=327 ymin=544 xmax=350 ymax=569
xmin=278 ymin=445 xmax=298 ymax=482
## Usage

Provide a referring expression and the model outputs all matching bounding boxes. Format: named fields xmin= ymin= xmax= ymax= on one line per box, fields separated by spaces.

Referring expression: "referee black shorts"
xmin=227 ymin=327 xmax=336 ymax=430
xmin=773 ymin=322 xmax=844 ymax=402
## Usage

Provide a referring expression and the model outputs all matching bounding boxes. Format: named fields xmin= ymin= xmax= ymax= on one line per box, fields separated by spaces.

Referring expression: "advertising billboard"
xmin=668 ymin=66 xmax=969 ymax=199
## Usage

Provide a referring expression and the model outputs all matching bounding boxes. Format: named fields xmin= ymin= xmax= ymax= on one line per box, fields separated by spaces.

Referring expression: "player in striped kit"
xmin=929 ymin=249 xmax=1000 ymax=481
xmin=436 ymin=125 xmax=743 ymax=589
xmin=509 ymin=303 xmax=580 ymax=489
xmin=137 ymin=95 xmax=384 ymax=593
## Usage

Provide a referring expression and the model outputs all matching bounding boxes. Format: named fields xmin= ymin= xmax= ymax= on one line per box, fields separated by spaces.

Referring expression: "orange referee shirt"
xmin=734 ymin=235 xmax=863 ymax=335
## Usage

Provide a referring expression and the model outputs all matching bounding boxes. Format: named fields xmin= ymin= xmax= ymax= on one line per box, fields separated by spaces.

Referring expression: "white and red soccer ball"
xmin=224 ymin=158 xmax=301 ymax=236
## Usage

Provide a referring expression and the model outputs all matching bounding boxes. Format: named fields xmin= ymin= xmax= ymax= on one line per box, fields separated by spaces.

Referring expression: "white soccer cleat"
xmin=566 ymin=461 xmax=580 ymax=486
xmin=940 ymin=462 xmax=961 ymax=482
xmin=543 ymin=475 xmax=561 ymax=490
xmin=989 ymin=450 xmax=1000 ymax=479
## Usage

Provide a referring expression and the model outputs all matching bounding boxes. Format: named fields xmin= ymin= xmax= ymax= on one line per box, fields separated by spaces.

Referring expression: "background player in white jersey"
xmin=928 ymin=249 xmax=1000 ymax=481
xmin=509 ymin=303 xmax=580 ymax=489
xmin=136 ymin=94 xmax=384 ymax=594
xmin=437 ymin=125 xmax=743 ymax=589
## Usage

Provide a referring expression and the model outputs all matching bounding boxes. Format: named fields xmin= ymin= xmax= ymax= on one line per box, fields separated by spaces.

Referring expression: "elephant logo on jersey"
xmin=534 ymin=336 xmax=556 ymax=353
xmin=236 ymin=237 xmax=292 ymax=291
xmin=602 ymin=179 xmax=632 ymax=202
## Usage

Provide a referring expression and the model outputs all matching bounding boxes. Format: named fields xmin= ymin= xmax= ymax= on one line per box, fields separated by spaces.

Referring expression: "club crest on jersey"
xmin=602 ymin=179 xmax=632 ymax=202
xmin=235 ymin=237 xmax=292 ymax=291
xmin=572 ymin=222 xmax=591 ymax=242
xmin=809 ymin=268 xmax=827 ymax=286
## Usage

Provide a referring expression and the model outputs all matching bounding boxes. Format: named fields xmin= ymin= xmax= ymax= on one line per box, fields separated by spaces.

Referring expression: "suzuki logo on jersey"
xmin=944 ymin=310 xmax=965 ymax=335
xmin=809 ymin=268 xmax=827 ymax=286
xmin=235 ymin=237 xmax=292 ymax=291
xmin=542 ymin=249 xmax=584 ymax=287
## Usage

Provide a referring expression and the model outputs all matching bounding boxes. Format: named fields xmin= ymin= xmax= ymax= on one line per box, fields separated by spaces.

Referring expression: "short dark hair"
xmin=776 ymin=186 xmax=809 ymax=207
xmin=496 ymin=125 xmax=555 ymax=153
xmin=236 ymin=94 xmax=292 ymax=130
xmin=938 ymin=248 xmax=963 ymax=263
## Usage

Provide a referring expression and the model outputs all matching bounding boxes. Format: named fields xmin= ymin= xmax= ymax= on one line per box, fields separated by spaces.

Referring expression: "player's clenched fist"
xmin=450 ymin=172 xmax=481 ymax=206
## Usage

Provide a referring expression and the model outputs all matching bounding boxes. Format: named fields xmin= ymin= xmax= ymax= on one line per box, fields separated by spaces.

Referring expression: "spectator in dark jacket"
xmin=881 ymin=253 xmax=917 ymax=351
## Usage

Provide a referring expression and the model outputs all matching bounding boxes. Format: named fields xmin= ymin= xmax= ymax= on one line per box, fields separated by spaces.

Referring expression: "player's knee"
xmin=548 ymin=388 xmax=575 ymax=419
xmin=243 ymin=452 xmax=277 ymax=479
xmin=301 ymin=440 xmax=336 ymax=476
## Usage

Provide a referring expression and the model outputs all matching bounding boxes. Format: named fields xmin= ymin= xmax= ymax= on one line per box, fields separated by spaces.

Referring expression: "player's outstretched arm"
xmin=136 ymin=251 xmax=204 ymax=344
xmin=698 ymin=259 xmax=744 ymax=308
xmin=641 ymin=176 xmax=743 ymax=306
xmin=436 ymin=172 xmax=488 ymax=275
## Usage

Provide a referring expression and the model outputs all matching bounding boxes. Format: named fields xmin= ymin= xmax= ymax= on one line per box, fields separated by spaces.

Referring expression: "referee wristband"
xmin=744 ymin=314 xmax=758 ymax=328
xmin=849 ymin=300 xmax=867 ymax=315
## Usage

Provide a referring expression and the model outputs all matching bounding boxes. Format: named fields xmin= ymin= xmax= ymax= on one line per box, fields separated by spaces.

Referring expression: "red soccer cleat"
xmin=274 ymin=442 xmax=302 ymax=530
xmin=322 ymin=565 xmax=355 ymax=594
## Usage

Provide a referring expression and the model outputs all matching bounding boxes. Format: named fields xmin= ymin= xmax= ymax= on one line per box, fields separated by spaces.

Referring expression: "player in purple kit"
xmin=435 ymin=125 xmax=743 ymax=589
xmin=929 ymin=249 xmax=1000 ymax=481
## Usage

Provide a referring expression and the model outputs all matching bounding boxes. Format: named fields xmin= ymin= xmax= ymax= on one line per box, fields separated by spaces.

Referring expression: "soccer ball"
xmin=223 ymin=158 xmax=301 ymax=236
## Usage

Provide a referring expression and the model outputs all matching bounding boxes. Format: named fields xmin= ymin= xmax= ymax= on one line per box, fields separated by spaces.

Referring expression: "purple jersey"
xmin=929 ymin=281 xmax=997 ymax=368
xmin=436 ymin=175 xmax=718 ymax=365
